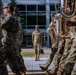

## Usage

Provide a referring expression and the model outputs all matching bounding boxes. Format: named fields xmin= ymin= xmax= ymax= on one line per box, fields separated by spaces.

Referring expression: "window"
xmin=17 ymin=4 xmax=46 ymax=29
xmin=27 ymin=16 xmax=36 ymax=28
xmin=27 ymin=5 xmax=36 ymax=11
xmin=38 ymin=5 xmax=46 ymax=11
xmin=17 ymin=5 xmax=26 ymax=11
xmin=38 ymin=16 xmax=46 ymax=25
xmin=50 ymin=5 xmax=55 ymax=11
xmin=18 ymin=12 xmax=26 ymax=16
xmin=22 ymin=34 xmax=33 ymax=47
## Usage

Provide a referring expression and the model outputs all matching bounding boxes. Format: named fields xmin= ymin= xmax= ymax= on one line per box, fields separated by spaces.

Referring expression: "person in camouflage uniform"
xmin=32 ymin=25 xmax=42 ymax=61
xmin=6 ymin=7 xmax=26 ymax=75
xmin=40 ymin=18 xmax=58 ymax=71
xmin=55 ymin=26 xmax=73 ymax=75
xmin=0 ymin=0 xmax=8 ymax=75
xmin=45 ymin=5 xmax=75 ymax=75
xmin=63 ymin=26 xmax=76 ymax=75
xmin=56 ymin=4 xmax=76 ymax=74
xmin=1 ymin=3 xmax=23 ymax=75
xmin=44 ymin=17 xmax=65 ymax=75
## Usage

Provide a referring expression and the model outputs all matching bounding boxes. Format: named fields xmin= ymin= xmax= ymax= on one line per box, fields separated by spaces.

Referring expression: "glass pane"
xmin=50 ymin=5 xmax=55 ymax=11
xmin=38 ymin=16 xmax=46 ymax=25
xmin=27 ymin=16 xmax=36 ymax=25
xmin=17 ymin=5 xmax=26 ymax=11
xmin=18 ymin=12 xmax=26 ymax=16
xmin=27 ymin=16 xmax=36 ymax=28
xmin=38 ymin=5 xmax=46 ymax=11
xmin=22 ymin=25 xmax=26 ymax=29
xmin=27 ymin=5 xmax=36 ymax=11
xmin=38 ymin=16 xmax=46 ymax=28
xmin=22 ymin=34 xmax=33 ymax=47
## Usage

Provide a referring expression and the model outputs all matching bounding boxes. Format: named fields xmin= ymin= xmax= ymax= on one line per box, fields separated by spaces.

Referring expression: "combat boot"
xmin=46 ymin=66 xmax=58 ymax=74
xmin=40 ymin=65 xmax=48 ymax=71
xmin=57 ymin=71 xmax=62 ymax=75
xmin=20 ymin=71 xmax=26 ymax=75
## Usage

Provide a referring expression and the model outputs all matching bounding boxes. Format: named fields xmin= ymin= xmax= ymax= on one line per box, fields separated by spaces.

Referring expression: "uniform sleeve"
xmin=32 ymin=32 xmax=34 ymax=44
xmin=1 ymin=16 xmax=11 ymax=29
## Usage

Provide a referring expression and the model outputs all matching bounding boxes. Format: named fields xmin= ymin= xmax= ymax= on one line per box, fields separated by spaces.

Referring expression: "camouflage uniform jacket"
xmin=1 ymin=14 xmax=17 ymax=44
xmin=32 ymin=30 xmax=42 ymax=45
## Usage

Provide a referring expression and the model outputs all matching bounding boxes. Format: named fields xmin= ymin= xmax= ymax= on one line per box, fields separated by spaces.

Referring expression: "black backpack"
xmin=39 ymin=48 xmax=44 ymax=54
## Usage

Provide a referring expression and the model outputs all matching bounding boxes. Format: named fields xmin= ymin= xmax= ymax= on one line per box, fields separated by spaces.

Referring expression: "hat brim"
xmin=3 ymin=6 xmax=8 ymax=8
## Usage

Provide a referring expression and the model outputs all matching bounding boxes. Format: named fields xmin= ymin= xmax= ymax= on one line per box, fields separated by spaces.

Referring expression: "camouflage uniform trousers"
xmin=0 ymin=41 xmax=8 ymax=75
xmin=65 ymin=47 xmax=76 ymax=64
xmin=2 ymin=43 xmax=21 ymax=74
xmin=34 ymin=43 xmax=41 ymax=60
xmin=71 ymin=62 xmax=76 ymax=75
xmin=44 ymin=43 xmax=58 ymax=68
xmin=54 ymin=38 xmax=72 ymax=73
xmin=7 ymin=44 xmax=26 ymax=73
xmin=53 ymin=39 xmax=65 ymax=68
xmin=63 ymin=47 xmax=76 ymax=75
xmin=58 ymin=38 xmax=76 ymax=75
xmin=63 ymin=33 xmax=76 ymax=75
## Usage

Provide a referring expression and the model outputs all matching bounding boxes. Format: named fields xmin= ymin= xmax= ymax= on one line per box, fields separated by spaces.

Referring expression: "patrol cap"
xmin=35 ymin=25 xmax=39 ymax=28
xmin=3 ymin=3 xmax=14 ymax=12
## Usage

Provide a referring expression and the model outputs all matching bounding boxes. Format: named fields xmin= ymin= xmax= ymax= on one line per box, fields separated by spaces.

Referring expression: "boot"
xmin=37 ymin=55 xmax=40 ymax=61
xmin=57 ymin=71 xmax=62 ymax=75
xmin=19 ymin=65 xmax=27 ymax=75
xmin=20 ymin=71 xmax=26 ymax=75
xmin=40 ymin=65 xmax=48 ymax=71
xmin=46 ymin=66 xmax=58 ymax=74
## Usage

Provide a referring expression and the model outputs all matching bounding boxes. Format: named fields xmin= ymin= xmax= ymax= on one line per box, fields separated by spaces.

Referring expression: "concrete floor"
xmin=7 ymin=47 xmax=54 ymax=74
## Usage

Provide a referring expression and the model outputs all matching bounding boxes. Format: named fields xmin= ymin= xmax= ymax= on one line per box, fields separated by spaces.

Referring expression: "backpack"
xmin=39 ymin=48 xmax=44 ymax=54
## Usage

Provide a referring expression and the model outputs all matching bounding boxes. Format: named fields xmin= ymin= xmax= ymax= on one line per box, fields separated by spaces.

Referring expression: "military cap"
xmin=3 ymin=3 xmax=13 ymax=8
xmin=35 ymin=25 xmax=39 ymax=28
xmin=3 ymin=3 xmax=14 ymax=12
